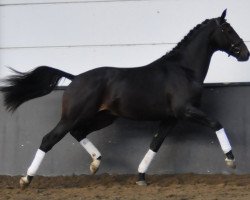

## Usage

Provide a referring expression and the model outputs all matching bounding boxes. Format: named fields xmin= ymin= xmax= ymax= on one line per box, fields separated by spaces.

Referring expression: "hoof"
xmin=90 ymin=159 xmax=101 ymax=175
xmin=19 ymin=176 xmax=30 ymax=190
xmin=136 ymin=180 xmax=147 ymax=186
xmin=225 ymin=158 xmax=236 ymax=169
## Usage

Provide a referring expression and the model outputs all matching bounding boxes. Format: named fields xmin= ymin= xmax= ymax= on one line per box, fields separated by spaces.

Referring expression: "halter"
xmin=216 ymin=20 xmax=244 ymax=58
xmin=228 ymin=38 xmax=244 ymax=57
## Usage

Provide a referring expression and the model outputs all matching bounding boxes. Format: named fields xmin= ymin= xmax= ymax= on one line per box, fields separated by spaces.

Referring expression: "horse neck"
xmin=178 ymin=27 xmax=216 ymax=83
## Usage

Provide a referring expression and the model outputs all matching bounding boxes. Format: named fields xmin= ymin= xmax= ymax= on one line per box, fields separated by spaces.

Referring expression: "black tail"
xmin=0 ymin=66 xmax=75 ymax=112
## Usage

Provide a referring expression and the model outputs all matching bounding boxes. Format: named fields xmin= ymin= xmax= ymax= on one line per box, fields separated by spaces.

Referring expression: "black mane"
xmin=167 ymin=18 xmax=213 ymax=56
xmin=149 ymin=18 xmax=215 ymax=65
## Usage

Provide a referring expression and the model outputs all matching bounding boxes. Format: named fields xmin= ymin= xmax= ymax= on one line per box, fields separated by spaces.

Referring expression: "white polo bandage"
xmin=80 ymin=138 xmax=101 ymax=160
xmin=138 ymin=149 xmax=156 ymax=173
xmin=216 ymin=128 xmax=232 ymax=154
xmin=27 ymin=149 xmax=45 ymax=176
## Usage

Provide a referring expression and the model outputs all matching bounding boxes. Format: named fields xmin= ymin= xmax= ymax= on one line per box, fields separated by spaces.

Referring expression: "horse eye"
xmin=221 ymin=27 xmax=231 ymax=33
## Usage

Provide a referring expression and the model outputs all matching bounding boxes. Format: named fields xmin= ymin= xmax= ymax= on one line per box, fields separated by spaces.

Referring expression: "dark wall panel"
xmin=0 ymin=85 xmax=250 ymax=176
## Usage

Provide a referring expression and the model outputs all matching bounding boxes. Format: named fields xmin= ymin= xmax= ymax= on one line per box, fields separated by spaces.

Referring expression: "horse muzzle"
xmin=237 ymin=49 xmax=250 ymax=61
xmin=229 ymin=40 xmax=250 ymax=61
xmin=234 ymin=43 xmax=250 ymax=62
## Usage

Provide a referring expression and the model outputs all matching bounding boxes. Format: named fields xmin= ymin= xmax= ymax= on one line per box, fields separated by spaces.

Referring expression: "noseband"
xmin=228 ymin=38 xmax=244 ymax=57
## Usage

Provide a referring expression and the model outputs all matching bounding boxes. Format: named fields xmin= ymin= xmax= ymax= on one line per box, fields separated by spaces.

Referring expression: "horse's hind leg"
xmin=70 ymin=111 xmax=117 ymax=175
xmin=136 ymin=118 xmax=177 ymax=186
xmin=20 ymin=119 xmax=72 ymax=189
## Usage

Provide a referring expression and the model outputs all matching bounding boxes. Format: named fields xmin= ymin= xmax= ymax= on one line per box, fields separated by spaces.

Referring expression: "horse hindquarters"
xmin=20 ymin=70 xmax=110 ymax=189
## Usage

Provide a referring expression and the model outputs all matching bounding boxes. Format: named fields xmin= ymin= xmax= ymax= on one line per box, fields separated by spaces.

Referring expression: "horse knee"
xmin=210 ymin=121 xmax=223 ymax=131
xmin=150 ymin=134 xmax=164 ymax=152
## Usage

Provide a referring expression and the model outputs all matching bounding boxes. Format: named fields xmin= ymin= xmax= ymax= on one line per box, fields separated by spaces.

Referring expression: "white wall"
xmin=0 ymin=0 xmax=249 ymax=85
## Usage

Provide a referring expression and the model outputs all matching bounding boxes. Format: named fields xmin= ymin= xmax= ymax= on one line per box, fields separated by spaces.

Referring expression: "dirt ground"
xmin=1 ymin=174 xmax=250 ymax=200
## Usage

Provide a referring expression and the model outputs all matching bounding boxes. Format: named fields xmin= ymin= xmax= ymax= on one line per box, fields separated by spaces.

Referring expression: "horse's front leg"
xmin=182 ymin=105 xmax=236 ymax=169
xmin=136 ymin=118 xmax=177 ymax=186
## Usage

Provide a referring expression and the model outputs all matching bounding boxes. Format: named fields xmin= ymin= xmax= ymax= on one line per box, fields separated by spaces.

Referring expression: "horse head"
xmin=211 ymin=9 xmax=249 ymax=61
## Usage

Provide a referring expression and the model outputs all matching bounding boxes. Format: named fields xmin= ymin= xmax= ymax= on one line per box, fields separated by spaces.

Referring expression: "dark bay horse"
xmin=1 ymin=10 xmax=249 ymax=188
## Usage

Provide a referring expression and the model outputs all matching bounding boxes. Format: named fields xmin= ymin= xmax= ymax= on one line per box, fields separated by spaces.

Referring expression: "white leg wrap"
xmin=138 ymin=149 xmax=156 ymax=173
xmin=216 ymin=128 xmax=232 ymax=154
xmin=80 ymin=138 xmax=101 ymax=160
xmin=27 ymin=149 xmax=45 ymax=176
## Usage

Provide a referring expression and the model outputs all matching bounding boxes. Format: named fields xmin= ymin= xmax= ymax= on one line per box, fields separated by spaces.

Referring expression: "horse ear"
xmin=220 ymin=9 xmax=227 ymax=23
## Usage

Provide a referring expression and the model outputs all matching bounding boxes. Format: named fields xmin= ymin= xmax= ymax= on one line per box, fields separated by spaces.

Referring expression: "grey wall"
xmin=1 ymin=85 xmax=250 ymax=176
